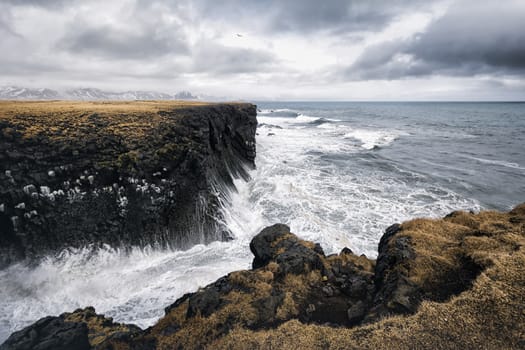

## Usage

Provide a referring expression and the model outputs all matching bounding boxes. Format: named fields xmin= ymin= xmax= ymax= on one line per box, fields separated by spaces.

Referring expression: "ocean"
xmin=1 ymin=101 xmax=524 ymax=342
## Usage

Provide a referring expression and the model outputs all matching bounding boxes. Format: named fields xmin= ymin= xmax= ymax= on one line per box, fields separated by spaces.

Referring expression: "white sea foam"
xmin=343 ymin=129 xmax=401 ymax=150
xmin=0 ymin=240 xmax=253 ymax=342
xmin=257 ymin=108 xmax=299 ymax=118
xmin=0 ymin=107 xmax=485 ymax=343
xmin=458 ymin=155 xmax=525 ymax=171
xmin=295 ymin=114 xmax=320 ymax=123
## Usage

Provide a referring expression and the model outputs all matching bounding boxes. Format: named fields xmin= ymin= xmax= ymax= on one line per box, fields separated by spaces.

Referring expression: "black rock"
xmin=347 ymin=301 xmax=367 ymax=324
xmin=0 ymin=103 xmax=258 ymax=268
xmin=0 ymin=316 xmax=90 ymax=350
xmin=250 ymin=223 xmax=324 ymax=274
xmin=250 ymin=224 xmax=291 ymax=269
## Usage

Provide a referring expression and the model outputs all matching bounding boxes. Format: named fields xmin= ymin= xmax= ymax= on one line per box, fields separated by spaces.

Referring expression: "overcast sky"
xmin=1 ymin=0 xmax=524 ymax=100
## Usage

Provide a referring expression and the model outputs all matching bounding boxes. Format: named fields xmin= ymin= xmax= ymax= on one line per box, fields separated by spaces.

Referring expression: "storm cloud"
xmin=346 ymin=0 xmax=525 ymax=80
xmin=59 ymin=24 xmax=189 ymax=60
xmin=192 ymin=0 xmax=430 ymax=33
xmin=0 ymin=0 xmax=524 ymax=100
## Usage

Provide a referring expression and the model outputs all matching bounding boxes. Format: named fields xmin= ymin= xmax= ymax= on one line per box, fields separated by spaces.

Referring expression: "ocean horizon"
xmin=2 ymin=100 xmax=524 ymax=342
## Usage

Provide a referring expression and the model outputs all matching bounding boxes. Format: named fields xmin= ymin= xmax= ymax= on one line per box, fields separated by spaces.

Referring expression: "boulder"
xmin=0 ymin=316 xmax=90 ymax=350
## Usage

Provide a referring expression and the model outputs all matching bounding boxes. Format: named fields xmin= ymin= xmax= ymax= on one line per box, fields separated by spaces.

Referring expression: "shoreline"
xmin=2 ymin=204 xmax=524 ymax=349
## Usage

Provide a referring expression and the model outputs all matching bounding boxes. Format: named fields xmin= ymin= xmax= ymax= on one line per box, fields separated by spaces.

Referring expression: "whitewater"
xmin=1 ymin=102 xmax=524 ymax=342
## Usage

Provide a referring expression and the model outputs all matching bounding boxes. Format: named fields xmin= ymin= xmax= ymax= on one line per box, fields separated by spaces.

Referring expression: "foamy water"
xmin=1 ymin=102 xmax=524 ymax=342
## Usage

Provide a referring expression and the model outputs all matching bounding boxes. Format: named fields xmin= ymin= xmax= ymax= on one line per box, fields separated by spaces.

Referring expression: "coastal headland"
xmin=0 ymin=101 xmax=523 ymax=349
xmin=2 ymin=205 xmax=524 ymax=349
xmin=0 ymin=100 xmax=257 ymax=267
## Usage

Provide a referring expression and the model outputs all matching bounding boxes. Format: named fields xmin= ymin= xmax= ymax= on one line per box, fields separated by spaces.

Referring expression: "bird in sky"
xmin=236 ymin=33 xmax=243 ymax=37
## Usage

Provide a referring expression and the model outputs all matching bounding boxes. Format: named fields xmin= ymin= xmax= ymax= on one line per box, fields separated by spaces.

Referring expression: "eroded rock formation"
xmin=4 ymin=204 xmax=523 ymax=349
xmin=0 ymin=101 xmax=257 ymax=267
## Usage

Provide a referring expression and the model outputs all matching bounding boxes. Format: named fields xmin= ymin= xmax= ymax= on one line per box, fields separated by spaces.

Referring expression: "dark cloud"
xmin=1 ymin=0 xmax=72 ymax=9
xmin=191 ymin=43 xmax=277 ymax=75
xmin=193 ymin=0 xmax=429 ymax=34
xmin=409 ymin=2 xmax=525 ymax=71
xmin=1 ymin=0 xmax=524 ymax=99
xmin=268 ymin=0 xmax=425 ymax=33
xmin=56 ymin=0 xmax=190 ymax=60
xmin=346 ymin=0 xmax=525 ymax=80
xmin=59 ymin=25 xmax=189 ymax=60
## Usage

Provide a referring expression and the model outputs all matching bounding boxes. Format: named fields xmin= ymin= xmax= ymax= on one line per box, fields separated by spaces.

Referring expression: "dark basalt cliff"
xmin=0 ymin=101 xmax=257 ymax=267
xmin=3 ymin=204 xmax=524 ymax=349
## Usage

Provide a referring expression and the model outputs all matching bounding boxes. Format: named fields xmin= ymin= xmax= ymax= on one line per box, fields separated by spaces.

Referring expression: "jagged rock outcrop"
xmin=0 ymin=101 xmax=257 ymax=267
xmin=0 ymin=307 xmax=141 ymax=350
xmin=6 ymin=204 xmax=524 ymax=349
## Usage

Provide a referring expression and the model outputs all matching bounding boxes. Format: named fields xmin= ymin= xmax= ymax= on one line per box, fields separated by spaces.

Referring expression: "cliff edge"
xmin=3 ymin=204 xmax=524 ymax=349
xmin=0 ymin=100 xmax=257 ymax=267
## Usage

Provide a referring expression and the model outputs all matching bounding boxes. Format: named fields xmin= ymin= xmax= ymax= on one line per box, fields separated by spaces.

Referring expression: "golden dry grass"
xmin=211 ymin=205 xmax=525 ymax=349
xmin=93 ymin=206 xmax=525 ymax=349
xmin=63 ymin=307 xmax=139 ymax=347
xmin=0 ymin=100 xmax=212 ymax=142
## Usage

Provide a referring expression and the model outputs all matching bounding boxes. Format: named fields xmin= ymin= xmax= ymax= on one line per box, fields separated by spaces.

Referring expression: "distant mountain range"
xmin=0 ymin=86 xmax=200 ymax=101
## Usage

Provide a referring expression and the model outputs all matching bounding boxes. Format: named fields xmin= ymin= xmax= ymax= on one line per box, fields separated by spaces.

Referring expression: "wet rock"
xmin=7 ymin=204 xmax=524 ymax=349
xmin=250 ymin=223 xmax=324 ymax=274
xmin=187 ymin=287 xmax=222 ymax=318
xmin=0 ymin=316 xmax=90 ymax=350
xmin=0 ymin=307 xmax=142 ymax=350
xmin=347 ymin=300 xmax=367 ymax=324
xmin=0 ymin=102 xmax=257 ymax=268
xmin=250 ymin=224 xmax=292 ymax=269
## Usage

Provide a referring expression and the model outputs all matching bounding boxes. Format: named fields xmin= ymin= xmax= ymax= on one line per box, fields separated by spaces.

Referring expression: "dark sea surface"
xmin=256 ymin=101 xmax=524 ymax=210
xmin=1 ymin=101 xmax=524 ymax=342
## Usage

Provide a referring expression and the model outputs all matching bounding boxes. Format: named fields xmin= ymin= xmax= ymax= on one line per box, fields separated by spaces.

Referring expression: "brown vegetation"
xmin=3 ymin=205 xmax=524 ymax=349
xmin=0 ymin=100 xmax=208 ymax=142
xmin=116 ymin=205 xmax=523 ymax=350
xmin=210 ymin=205 xmax=525 ymax=349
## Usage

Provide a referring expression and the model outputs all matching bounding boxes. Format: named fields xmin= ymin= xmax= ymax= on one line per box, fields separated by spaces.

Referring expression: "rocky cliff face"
xmin=0 ymin=101 xmax=257 ymax=267
xmin=3 ymin=204 xmax=523 ymax=349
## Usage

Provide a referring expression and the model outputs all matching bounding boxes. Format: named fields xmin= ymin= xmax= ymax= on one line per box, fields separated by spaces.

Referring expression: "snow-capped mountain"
xmin=173 ymin=91 xmax=198 ymax=100
xmin=65 ymin=88 xmax=177 ymax=100
xmin=0 ymin=86 xmax=200 ymax=101
xmin=0 ymin=86 xmax=60 ymax=99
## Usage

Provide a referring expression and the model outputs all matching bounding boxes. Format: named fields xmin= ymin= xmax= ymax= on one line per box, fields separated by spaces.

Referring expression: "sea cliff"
xmin=0 ymin=101 xmax=257 ymax=267
xmin=2 ymin=204 xmax=524 ymax=349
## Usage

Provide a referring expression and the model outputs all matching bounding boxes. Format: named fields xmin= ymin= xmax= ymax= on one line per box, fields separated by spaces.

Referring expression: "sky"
xmin=0 ymin=0 xmax=524 ymax=100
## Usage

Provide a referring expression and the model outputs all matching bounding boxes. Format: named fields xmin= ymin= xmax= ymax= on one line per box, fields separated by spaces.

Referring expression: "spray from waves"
xmin=257 ymin=108 xmax=299 ymax=118
xmin=0 ymin=220 xmax=257 ymax=343
xmin=0 ymin=174 xmax=261 ymax=344
xmin=343 ymin=129 xmax=404 ymax=150
xmin=243 ymin=125 xmax=481 ymax=256
xmin=0 ymin=106 xmax=485 ymax=343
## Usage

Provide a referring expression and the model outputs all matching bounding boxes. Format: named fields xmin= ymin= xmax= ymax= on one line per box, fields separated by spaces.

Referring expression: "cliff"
xmin=3 ymin=204 xmax=524 ymax=349
xmin=0 ymin=101 xmax=257 ymax=267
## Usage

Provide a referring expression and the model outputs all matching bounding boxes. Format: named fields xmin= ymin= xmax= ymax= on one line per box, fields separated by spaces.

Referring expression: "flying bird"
xmin=236 ymin=33 xmax=243 ymax=37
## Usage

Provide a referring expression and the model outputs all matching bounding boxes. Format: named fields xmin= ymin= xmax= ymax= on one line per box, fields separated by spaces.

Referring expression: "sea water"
xmin=1 ymin=102 xmax=524 ymax=342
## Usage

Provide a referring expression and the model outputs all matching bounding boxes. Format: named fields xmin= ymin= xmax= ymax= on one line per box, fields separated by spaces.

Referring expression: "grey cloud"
xmin=59 ymin=25 xmax=189 ymax=60
xmin=1 ymin=0 xmax=72 ymax=9
xmin=0 ymin=57 xmax=61 ymax=76
xmin=269 ymin=0 xmax=419 ymax=33
xmin=408 ymin=2 xmax=525 ymax=70
xmin=191 ymin=43 xmax=277 ymax=75
xmin=57 ymin=0 xmax=190 ymax=60
xmin=0 ymin=18 xmax=22 ymax=38
xmin=346 ymin=0 xmax=525 ymax=80
xmin=0 ymin=4 xmax=22 ymax=38
xmin=192 ymin=0 xmax=431 ymax=34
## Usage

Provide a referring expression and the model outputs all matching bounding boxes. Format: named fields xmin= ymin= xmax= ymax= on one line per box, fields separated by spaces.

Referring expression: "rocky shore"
xmin=0 ymin=101 xmax=257 ymax=268
xmin=3 ymin=204 xmax=524 ymax=349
